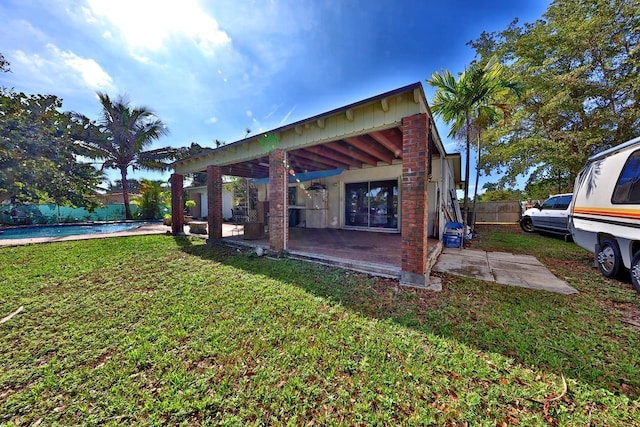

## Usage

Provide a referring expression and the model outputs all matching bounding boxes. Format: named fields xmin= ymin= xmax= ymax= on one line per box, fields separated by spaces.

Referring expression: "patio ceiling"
xmin=173 ymin=82 xmax=456 ymax=179
xmin=218 ymin=127 xmax=405 ymax=179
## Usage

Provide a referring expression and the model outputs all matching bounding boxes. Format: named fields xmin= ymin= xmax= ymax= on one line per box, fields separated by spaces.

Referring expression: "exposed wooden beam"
xmin=222 ymin=165 xmax=264 ymax=178
xmin=370 ymin=131 xmax=402 ymax=158
xmin=287 ymin=158 xmax=317 ymax=173
xmin=291 ymin=150 xmax=349 ymax=169
xmin=325 ymin=141 xmax=379 ymax=166
xmin=343 ymin=136 xmax=394 ymax=164
xmin=288 ymin=156 xmax=337 ymax=173
xmin=245 ymin=163 xmax=269 ymax=175
xmin=303 ymin=146 xmax=362 ymax=168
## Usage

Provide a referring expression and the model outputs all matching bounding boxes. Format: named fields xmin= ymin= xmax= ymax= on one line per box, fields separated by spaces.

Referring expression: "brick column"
xmin=170 ymin=173 xmax=184 ymax=235
xmin=268 ymin=149 xmax=288 ymax=253
xmin=207 ymin=165 xmax=223 ymax=241
xmin=400 ymin=114 xmax=429 ymax=287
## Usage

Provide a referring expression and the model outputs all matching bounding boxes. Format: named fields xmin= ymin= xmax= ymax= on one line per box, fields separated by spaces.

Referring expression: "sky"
xmin=0 ymin=0 xmax=551 ymax=191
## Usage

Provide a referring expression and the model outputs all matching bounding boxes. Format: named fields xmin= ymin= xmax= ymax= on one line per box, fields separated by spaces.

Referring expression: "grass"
xmin=0 ymin=225 xmax=638 ymax=425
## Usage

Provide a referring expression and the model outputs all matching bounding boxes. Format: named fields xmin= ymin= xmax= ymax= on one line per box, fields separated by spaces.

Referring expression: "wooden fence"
xmin=472 ymin=201 xmax=522 ymax=224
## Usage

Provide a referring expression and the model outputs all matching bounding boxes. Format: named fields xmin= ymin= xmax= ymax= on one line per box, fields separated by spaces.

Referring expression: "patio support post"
xmin=268 ymin=148 xmax=288 ymax=254
xmin=170 ymin=173 xmax=184 ymax=235
xmin=400 ymin=113 xmax=432 ymax=288
xmin=207 ymin=165 xmax=223 ymax=241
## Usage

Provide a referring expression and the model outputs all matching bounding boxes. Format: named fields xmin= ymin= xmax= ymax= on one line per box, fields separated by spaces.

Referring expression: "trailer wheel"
xmin=520 ymin=217 xmax=534 ymax=233
xmin=630 ymin=251 xmax=640 ymax=293
xmin=597 ymin=239 xmax=622 ymax=279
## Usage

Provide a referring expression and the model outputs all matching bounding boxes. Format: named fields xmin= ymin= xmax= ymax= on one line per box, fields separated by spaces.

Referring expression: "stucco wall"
xmin=252 ymin=152 xmax=460 ymax=236
xmin=185 ymin=187 xmax=233 ymax=220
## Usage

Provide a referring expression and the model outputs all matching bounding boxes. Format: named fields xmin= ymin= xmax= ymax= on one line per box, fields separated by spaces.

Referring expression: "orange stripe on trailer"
xmin=573 ymin=207 xmax=640 ymax=220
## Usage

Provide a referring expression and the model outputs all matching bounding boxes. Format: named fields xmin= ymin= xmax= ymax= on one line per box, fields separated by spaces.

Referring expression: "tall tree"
xmin=1 ymin=83 xmax=102 ymax=207
xmin=428 ymin=69 xmax=474 ymax=227
xmin=428 ymin=58 xmax=521 ymax=227
xmin=77 ymin=93 xmax=175 ymax=219
xmin=0 ymin=53 xmax=10 ymax=73
xmin=467 ymin=59 xmax=522 ymax=226
xmin=469 ymin=0 xmax=640 ymax=190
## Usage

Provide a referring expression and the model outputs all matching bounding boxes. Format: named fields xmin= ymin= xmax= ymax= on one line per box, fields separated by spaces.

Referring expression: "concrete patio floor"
xmin=432 ymin=247 xmax=578 ymax=295
xmin=221 ymin=226 xmax=577 ymax=294
xmin=221 ymin=226 xmax=439 ymax=279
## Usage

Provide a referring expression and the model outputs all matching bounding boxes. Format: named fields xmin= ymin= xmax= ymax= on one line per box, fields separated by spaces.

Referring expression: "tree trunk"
xmin=121 ymin=168 xmax=132 ymax=220
xmin=471 ymin=132 xmax=481 ymax=232
xmin=463 ymin=110 xmax=471 ymax=233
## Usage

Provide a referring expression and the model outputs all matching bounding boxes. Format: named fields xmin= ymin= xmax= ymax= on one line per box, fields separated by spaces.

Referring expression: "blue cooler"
xmin=443 ymin=221 xmax=463 ymax=248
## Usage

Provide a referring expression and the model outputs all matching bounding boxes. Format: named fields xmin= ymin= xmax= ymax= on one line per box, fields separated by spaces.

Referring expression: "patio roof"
xmin=173 ymin=82 xmax=459 ymax=183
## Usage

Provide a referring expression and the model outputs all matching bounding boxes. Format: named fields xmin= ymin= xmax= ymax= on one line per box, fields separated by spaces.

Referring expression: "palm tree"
xmin=79 ymin=93 xmax=174 ymax=219
xmin=428 ymin=58 xmax=521 ymax=230
xmin=131 ymin=179 xmax=170 ymax=220
xmin=467 ymin=60 xmax=522 ymax=228
xmin=428 ymin=68 xmax=476 ymax=229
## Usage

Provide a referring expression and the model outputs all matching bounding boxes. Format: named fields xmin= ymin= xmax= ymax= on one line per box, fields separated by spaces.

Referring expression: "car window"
xmin=541 ymin=197 xmax=558 ymax=210
xmin=541 ymin=195 xmax=571 ymax=210
xmin=554 ymin=195 xmax=572 ymax=210
xmin=612 ymin=150 xmax=640 ymax=204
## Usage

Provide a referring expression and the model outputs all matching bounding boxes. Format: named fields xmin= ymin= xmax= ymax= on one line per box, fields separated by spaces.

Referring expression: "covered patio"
xmin=217 ymin=225 xmax=443 ymax=279
xmin=172 ymin=82 xmax=463 ymax=288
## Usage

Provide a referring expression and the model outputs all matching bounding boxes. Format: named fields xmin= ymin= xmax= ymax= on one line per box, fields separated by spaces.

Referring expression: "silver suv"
xmin=520 ymin=193 xmax=573 ymax=239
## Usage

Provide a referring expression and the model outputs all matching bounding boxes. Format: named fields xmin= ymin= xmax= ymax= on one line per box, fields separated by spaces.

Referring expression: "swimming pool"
xmin=0 ymin=221 xmax=161 ymax=240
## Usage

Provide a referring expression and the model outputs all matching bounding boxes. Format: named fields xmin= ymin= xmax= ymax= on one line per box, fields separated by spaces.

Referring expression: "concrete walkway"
xmin=432 ymin=247 xmax=578 ymax=295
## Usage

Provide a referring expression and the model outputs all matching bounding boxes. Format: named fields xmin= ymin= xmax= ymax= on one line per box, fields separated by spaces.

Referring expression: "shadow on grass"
xmin=176 ymin=236 xmax=640 ymax=400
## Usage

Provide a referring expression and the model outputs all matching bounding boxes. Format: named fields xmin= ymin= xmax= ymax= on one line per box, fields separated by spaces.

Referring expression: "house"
xmin=184 ymin=185 xmax=234 ymax=221
xmin=171 ymin=82 xmax=463 ymax=288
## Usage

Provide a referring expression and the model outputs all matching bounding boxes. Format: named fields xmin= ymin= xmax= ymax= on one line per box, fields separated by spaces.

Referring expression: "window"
xmin=541 ymin=195 xmax=571 ymax=210
xmin=612 ymin=150 xmax=640 ymax=204
xmin=345 ymin=180 xmax=398 ymax=229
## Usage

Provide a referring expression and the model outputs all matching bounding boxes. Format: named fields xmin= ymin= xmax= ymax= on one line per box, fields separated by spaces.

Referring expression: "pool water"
xmin=0 ymin=221 xmax=160 ymax=240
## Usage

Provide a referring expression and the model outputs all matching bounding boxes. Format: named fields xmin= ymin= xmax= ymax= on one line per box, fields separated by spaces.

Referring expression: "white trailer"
xmin=569 ymin=136 xmax=640 ymax=292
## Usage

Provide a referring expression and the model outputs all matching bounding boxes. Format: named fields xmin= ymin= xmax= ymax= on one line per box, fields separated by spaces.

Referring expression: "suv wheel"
xmin=597 ymin=239 xmax=622 ymax=279
xmin=630 ymin=251 xmax=640 ymax=293
xmin=520 ymin=217 xmax=534 ymax=232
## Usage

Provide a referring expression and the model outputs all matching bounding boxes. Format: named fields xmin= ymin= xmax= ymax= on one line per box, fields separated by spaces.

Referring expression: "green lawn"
xmin=0 ymin=226 xmax=638 ymax=425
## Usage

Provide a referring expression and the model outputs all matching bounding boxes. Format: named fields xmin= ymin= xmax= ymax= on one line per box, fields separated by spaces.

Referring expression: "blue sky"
xmin=0 ymin=0 xmax=550 ymax=189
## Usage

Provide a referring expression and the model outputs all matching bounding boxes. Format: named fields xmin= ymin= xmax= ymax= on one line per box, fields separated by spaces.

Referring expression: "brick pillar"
xmin=207 ymin=165 xmax=223 ymax=241
xmin=170 ymin=173 xmax=184 ymax=235
xmin=400 ymin=114 xmax=429 ymax=287
xmin=268 ymin=149 xmax=288 ymax=253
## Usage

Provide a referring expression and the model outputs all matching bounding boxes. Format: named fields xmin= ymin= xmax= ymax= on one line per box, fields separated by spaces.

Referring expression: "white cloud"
xmin=11 ymin=44 xmax=114 ymax=92
xmin=85 ymin=0 xmax=231 ymax=59
xmin=80 ymin=6 xmax=97 ymax=23
xmin=207 ymin=117 xmax=218 ymax=124
xmin=48 ymin=44 xmax=113 ymax=90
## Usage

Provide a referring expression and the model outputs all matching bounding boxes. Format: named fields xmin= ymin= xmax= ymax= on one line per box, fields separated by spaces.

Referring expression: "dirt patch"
xmin=542 ymin=257 xmax=593 ymax=275
xmin=609 ymin=302 xmax=640 ymax=329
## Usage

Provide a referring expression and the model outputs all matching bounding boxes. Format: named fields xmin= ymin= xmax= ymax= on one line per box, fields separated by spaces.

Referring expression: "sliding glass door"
xmin=345 ymin=179 xmax=398 ymax=229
